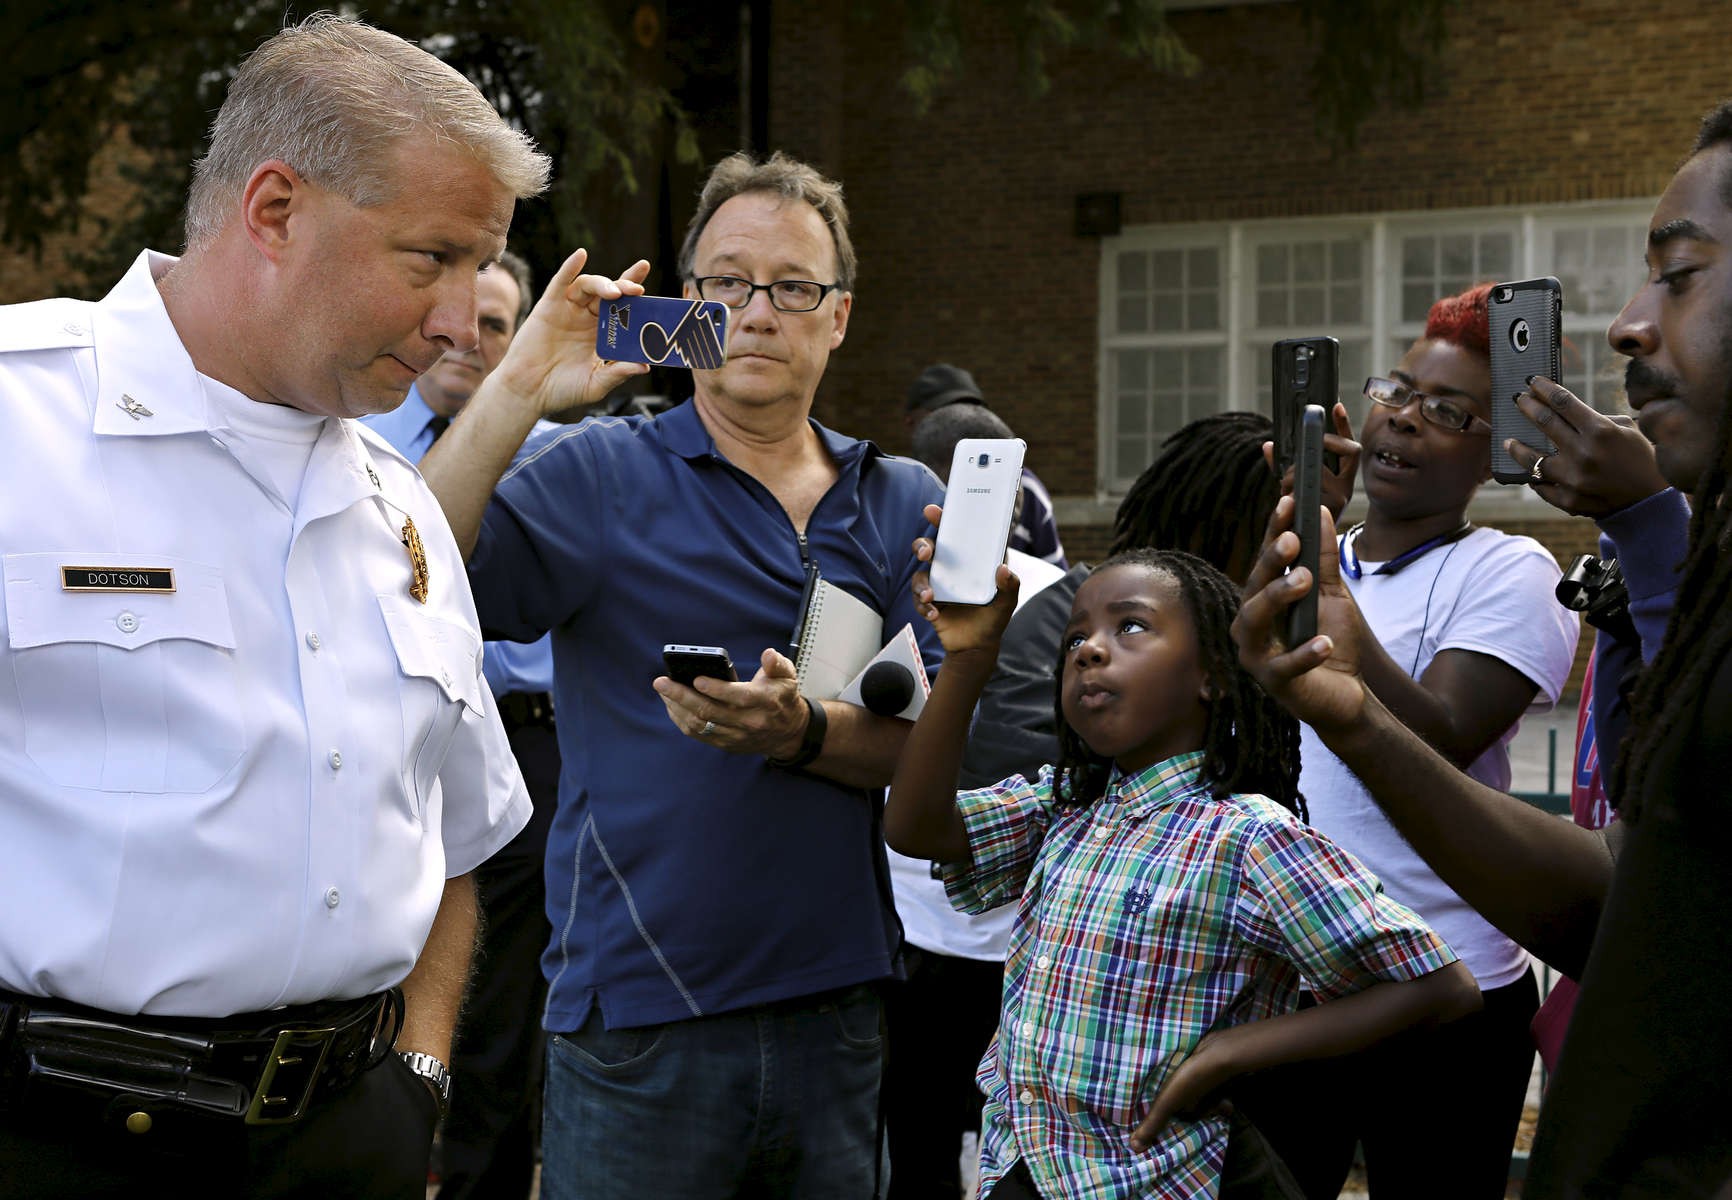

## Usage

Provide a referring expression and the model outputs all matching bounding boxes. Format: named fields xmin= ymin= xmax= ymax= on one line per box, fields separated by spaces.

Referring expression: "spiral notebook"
xmin=791 ymin=576 xmax=884 ymax=701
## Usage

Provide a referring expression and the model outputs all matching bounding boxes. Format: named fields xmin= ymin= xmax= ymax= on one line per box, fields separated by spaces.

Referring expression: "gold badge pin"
xmin=401 ymin=517 xmax=429 ymax=603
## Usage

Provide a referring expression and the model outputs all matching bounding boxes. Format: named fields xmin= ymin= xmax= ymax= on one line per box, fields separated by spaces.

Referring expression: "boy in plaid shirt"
xmin=887 ymin=526 xmax=1479 ymax=1200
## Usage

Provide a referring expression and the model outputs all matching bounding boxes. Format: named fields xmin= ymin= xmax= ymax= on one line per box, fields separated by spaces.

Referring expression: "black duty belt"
xmin=0 ymin=986 xmax=400 ymax=1126
xmin=497 ymin=690 xmax=555 ymax=729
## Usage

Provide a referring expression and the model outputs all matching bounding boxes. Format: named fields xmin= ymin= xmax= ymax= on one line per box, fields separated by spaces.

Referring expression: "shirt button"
xmin=1036 ymin=954 xmax=1052 ymax=969
xmin=328 ymin=749 xmax=343 ymax=770
xmin=63 ymin=321 xmax=84 ymax=336
xmin=1019 ymin=1088 xmax=1035 ymax=1105
xmin=1020 ymin=1020 xmax=1034 ymax=1037
xmin=324 ymin=887 xmax=341 ymax=909
xmin=305 ymin=631 xmax=321 ymax=651
xmin=116 ymin=612 xmax=139 ymax=634
xmin=1093 ymin=825 xmax=1109 ymax=839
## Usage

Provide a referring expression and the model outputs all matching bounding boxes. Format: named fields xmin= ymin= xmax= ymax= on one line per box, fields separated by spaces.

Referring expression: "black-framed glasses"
xmin=694 ymin=276 xmax=840 ymax=313
xmin=1363 ymin=377 xmax=1493 ymax=436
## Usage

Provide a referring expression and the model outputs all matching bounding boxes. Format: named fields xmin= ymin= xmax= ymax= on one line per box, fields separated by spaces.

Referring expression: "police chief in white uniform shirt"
xmin=0 ymin=15 xmax=549 ymax=1197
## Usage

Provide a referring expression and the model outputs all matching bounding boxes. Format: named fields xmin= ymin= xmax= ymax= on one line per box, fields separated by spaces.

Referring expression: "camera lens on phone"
xmin=977 ymin=453 xmax=991 ymax=467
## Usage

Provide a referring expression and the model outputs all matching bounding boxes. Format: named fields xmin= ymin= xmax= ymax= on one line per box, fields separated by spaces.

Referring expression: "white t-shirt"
xmin=201 ymin=376 xmax=325 ymax=511
xmin=1300 ymin=525 xmax=1580 ymax=988
xmin=887 ymin=549 xmax=1066 ymax=961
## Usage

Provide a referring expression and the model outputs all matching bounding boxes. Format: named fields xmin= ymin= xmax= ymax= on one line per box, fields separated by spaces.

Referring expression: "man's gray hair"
xmin=912 ymin=401 xmax=1014 ymax=478
xmin=677 ymin=151 xmax=857 ymax=293
xmin=185 ymin=13 xmax=550 ymax=248
xmin=494 ymin=249 xmax=535 ymax=330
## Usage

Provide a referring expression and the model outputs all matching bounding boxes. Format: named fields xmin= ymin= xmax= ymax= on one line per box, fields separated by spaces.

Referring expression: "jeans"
xmin=540 ymin=984 xmax=886 ymax=1200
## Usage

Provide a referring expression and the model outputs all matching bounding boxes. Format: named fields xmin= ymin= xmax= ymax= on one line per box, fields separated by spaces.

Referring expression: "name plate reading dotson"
xmin=61 ymin=566 xmax=177 ymax=593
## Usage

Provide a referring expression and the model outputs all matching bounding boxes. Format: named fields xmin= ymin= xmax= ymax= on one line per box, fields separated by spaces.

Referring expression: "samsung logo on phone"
xmin=964 ymin=486 xmax=993 ymax=494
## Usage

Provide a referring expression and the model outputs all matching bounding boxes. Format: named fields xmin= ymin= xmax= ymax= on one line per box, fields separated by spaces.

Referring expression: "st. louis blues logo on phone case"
xmin=597 ymin=296 xmax=728 ymax=370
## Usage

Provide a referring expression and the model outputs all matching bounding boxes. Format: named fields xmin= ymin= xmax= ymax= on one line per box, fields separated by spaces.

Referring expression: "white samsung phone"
xmin=929 ymin=437 xmax=1027 ymax=605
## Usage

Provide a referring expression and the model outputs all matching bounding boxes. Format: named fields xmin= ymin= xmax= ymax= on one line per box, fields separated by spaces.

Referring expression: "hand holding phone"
xmin=1287 ymin=406 xmax=1325 ymax=649
xmin=1487 ymin=278 xmax=1563 ymax=483
xmin=929 ymin=438 xmax=1027 ymax=605
xmin=661 ymin=644 xmax=738 ymax=688
xmin=598 ymin=296 xmax=729 ymax=369
xmin=1273 ymin=337 xmax=1342 ymax=474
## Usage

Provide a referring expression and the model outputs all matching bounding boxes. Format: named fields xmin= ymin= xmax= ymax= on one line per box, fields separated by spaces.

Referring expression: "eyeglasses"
xmin=693 ymin=276 xmax=840 ymax=313
xmin=1363 ymin=377 xmax=1493 ymax=435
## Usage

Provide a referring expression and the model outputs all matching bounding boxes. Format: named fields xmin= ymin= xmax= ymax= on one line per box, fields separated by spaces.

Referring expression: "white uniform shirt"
xmin=0 ymin=250 xmax=530 ymax=1017
xmin=1299 ymin=526 xmax=1580 ymax=989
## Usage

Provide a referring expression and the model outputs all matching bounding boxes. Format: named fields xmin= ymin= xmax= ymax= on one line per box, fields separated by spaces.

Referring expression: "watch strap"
xmin=767 ymin=695 xmax=827 ymax=769
xmin=398 ymin=1050 xmax=451 ymax=1118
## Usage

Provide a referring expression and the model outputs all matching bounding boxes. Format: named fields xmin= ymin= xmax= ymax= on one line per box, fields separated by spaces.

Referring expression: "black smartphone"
xmin=1287 ymin=405 xmax=1325 ymax=649
xmin=661 ymin=644 xmax=738 ymax=688
xmin=1487 ymin=277 xmax=1563 ymax=484
xmin=1272 ymin=336 xmax=1341 ymax=474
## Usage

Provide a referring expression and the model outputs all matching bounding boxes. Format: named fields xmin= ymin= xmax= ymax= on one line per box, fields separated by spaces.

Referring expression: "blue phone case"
xmin=597 ymin=296 xmax=728 ymax=370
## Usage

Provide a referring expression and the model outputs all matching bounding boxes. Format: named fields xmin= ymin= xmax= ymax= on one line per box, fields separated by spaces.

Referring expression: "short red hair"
xmin=1422 ymin=282 xmax=1493 ymax=358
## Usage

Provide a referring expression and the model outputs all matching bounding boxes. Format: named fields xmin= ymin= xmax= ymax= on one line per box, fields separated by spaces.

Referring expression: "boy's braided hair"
xmin=1051 ymin=550 xmax=1305 ymax=819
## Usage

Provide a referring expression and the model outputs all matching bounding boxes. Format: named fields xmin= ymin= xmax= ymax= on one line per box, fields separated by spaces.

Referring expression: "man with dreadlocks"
xmin=1234 ymin=99 xmax=1732 ymax=1198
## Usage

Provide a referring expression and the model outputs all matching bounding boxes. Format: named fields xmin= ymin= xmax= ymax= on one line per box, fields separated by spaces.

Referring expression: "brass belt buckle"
xmin=244 ymin=1025 xmax=336 ymax=1125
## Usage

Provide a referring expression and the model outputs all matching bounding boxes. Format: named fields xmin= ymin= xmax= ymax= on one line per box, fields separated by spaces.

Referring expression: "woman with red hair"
xmin=1235 ymin=283 xmax=1581 ymax=1198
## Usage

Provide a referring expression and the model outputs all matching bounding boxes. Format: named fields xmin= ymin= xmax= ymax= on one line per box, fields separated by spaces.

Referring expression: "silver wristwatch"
xmin=398 ymin=1050 xmax=451 ymax=1117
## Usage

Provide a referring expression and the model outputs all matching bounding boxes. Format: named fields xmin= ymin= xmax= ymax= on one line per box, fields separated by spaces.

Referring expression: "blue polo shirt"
xmin=466 ymin=399 xmax=946 ymax=1030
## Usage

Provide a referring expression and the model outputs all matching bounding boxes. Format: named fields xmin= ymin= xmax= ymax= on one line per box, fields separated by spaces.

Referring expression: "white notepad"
xmin=793 ymin=578 xmax=884 ymax=701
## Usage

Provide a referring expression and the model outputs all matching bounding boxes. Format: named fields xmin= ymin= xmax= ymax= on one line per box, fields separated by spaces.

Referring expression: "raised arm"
xmin=884 ymin=504 xmax=1022 ymax=863
xmin=419 ymin=250 xmax=651 ymax=557
xmin=1231 ymin=498 xmax=1616 ymax=976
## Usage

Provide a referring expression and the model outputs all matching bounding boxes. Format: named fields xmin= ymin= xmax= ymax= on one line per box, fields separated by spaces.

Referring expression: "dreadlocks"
xmin=1051 ymin=549 xmax=1305 ymax=820
xmin=1110 ymin=412 xmax=1278 ymax=569
xmin=1612 ymin=103 xmax=1732 ymax=822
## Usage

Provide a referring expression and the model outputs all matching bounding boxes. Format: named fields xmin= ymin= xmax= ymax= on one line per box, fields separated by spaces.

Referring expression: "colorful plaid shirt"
xmin=943 ymin=752 xmax=1456 ymax=1200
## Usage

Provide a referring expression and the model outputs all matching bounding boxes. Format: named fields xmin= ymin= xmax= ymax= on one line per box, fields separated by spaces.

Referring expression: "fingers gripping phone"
xmin=929 ymin=438 xmax=1027 ymax=605
xmin=661 ymin=645 xmax=738 ymax=688
xmin=1488 ymin=278 xmax=1563 ymax=484
xmin=1287 ymin=406 xmax=1326 ymax=649
xmin=1272 ymin=337 xmax=1342 ymax=474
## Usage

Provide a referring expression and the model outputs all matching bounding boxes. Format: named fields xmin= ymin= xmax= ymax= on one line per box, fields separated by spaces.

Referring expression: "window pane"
xmin=1440 ymin=233 xmax=1474 ymax=279
xmin=1257 ymin=287 xmax=1288 ymax=327
xmin=1116 ymin=436 xmax=1147 ymax=484
xmin=1402 ymin=235 xmax=1434 ymax=278
xmin=1188 ymin=346 xmax=1221 ymax=389
xmin=1116 ymin=391 xmax=1147 ymax=435
xmin=1293 ymin=286 xmax=1325 ymax=326
xmin=1293 ymin=241 xmax=1325 ymax=284
xmin=1480 ymin=233 xmax=1514 ymax=279
xmin=1118 ymin=250 xmax=1147 ymax=291
xmin=1152 ymin=293 xmax=1184 ymax=331
xmin=1152 ymin=393 xmax=1186 ymax=433
xmin=1188 ymin=247 xmax=1219 ymax=288
xmin=1258 ymin=244 xmax=1288 ymax=285
xmin=1187 ymin=291 xmax=1219 ymax=331
xmin=1116 ymin=348 xmax=1148 ymax=390
xmin=1339 ymin=339 xmax=1372 ymax=430
xmin=1153 ymin=348 xmax=1183 ymax=386
xmin=1331 ymin=239 xmax=1361 ymax=280
xmin=1332 ymin=284 xmax=1362 ymax=324
xmin=1151 ymin=249 xmax=1182 ymax=290
xmin=1402 ymin=282 xmax=1434 ymax=323
xmin=1118 ymin=297 xmax=1148 ymax=333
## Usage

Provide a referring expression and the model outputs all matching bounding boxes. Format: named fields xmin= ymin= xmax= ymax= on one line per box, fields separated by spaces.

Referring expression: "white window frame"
xmin=1097 ymin=198 xmax=1656 ymax=499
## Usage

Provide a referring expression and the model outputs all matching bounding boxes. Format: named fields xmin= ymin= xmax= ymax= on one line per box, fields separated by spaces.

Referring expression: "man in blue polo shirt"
xmin=362 ymin=250 xmax=560 ymax=1200
xmin=419 ymin=152 xmax=944 ymax=1198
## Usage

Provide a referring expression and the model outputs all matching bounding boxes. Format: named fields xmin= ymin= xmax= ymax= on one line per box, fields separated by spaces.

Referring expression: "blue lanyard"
xmin=1339 ymin=522 xmax=1473 ymax=580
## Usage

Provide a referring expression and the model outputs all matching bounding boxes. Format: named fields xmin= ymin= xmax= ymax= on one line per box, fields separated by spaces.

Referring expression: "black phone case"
xmin=662 ymin=648 xmax=737 ymax=688
xmin=1272 ymin=337 xmax=1341 ymax=475
xmin=1487 ymin=278 xmax=1563 ymax=484
xmin=1287 ymin=406 xmax=1325 ymax=649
